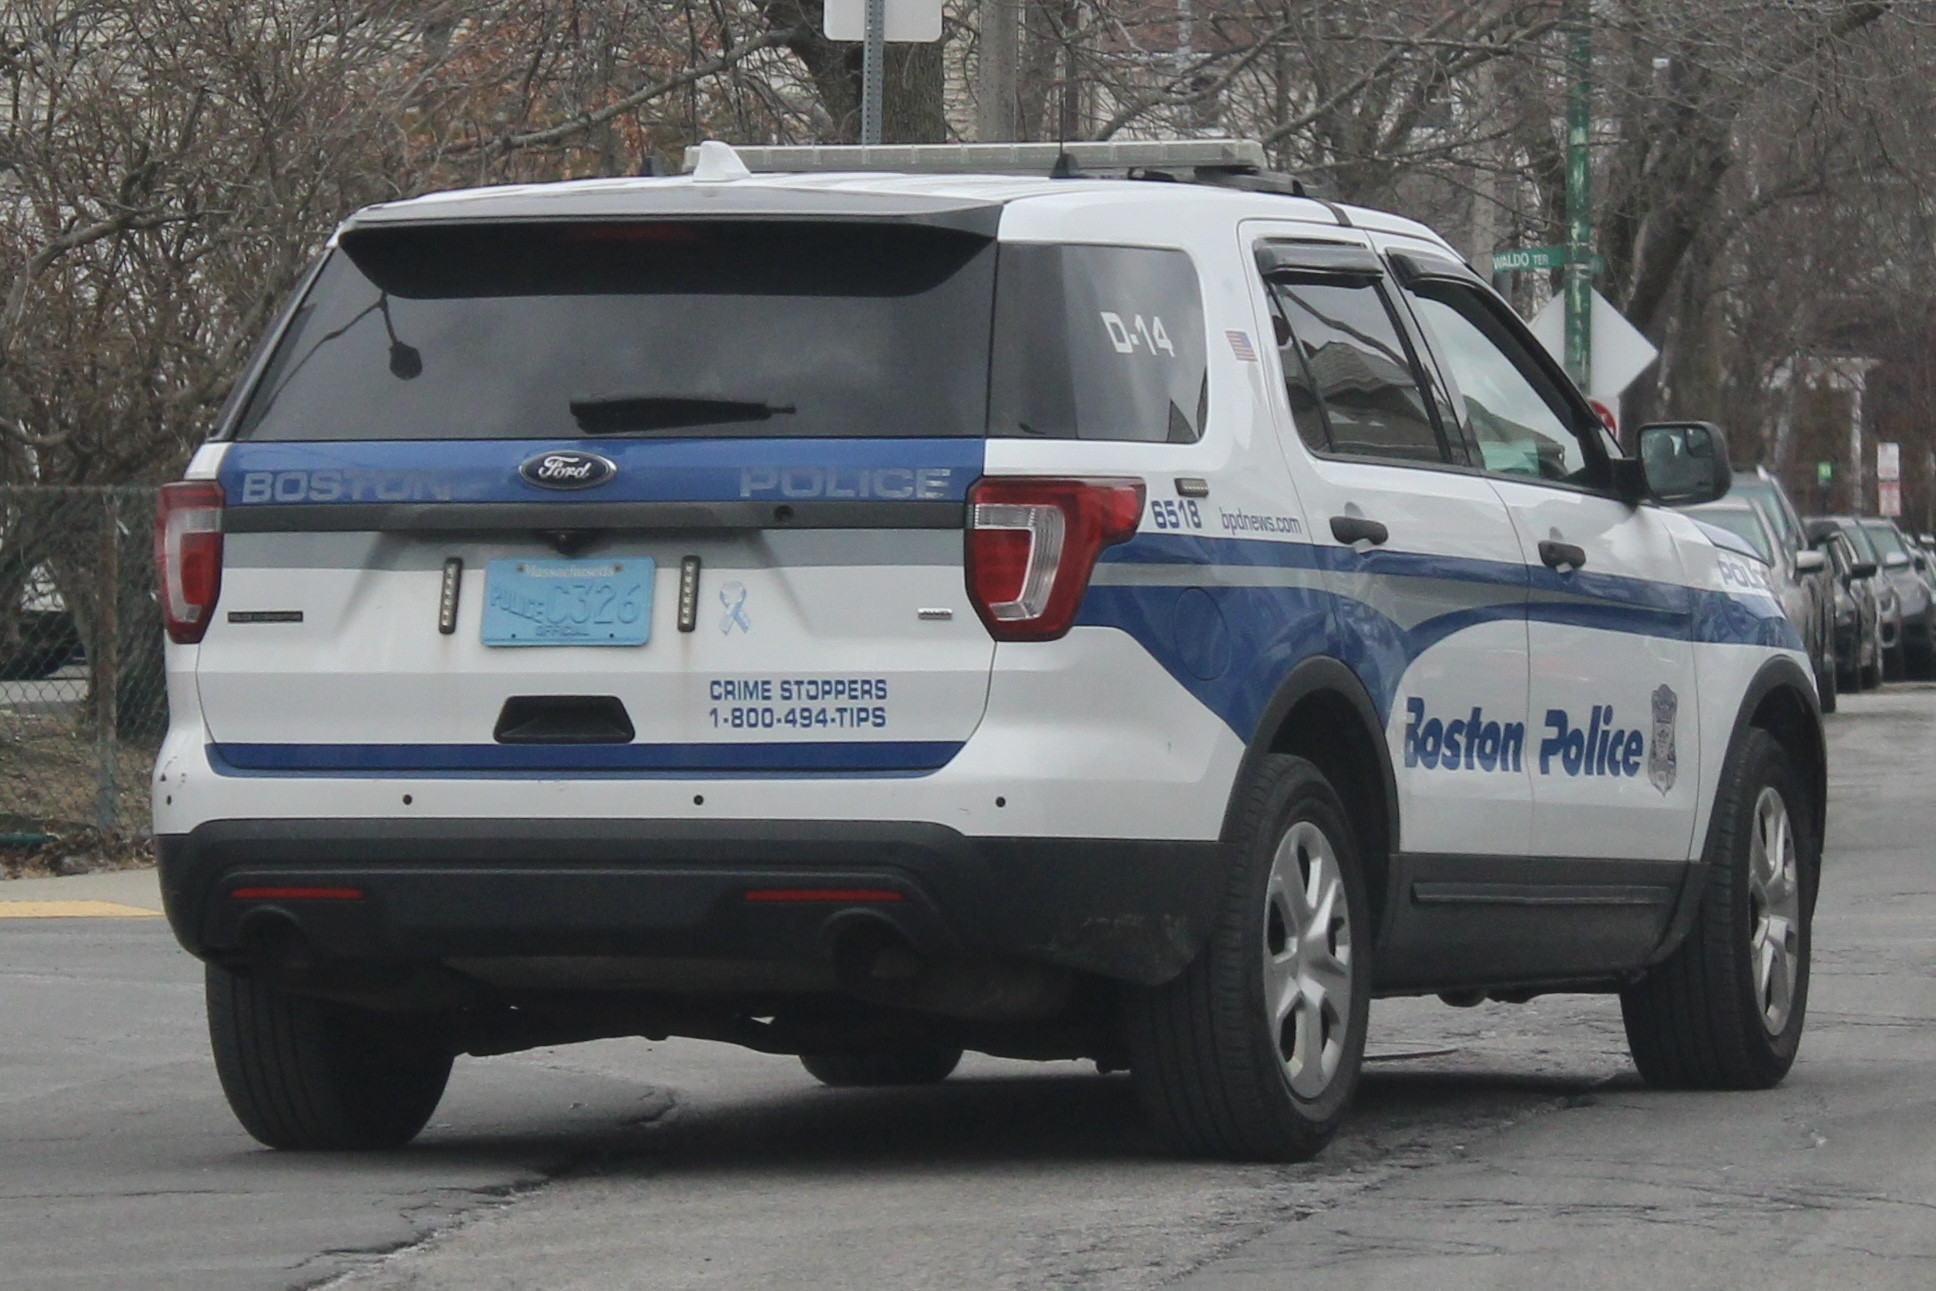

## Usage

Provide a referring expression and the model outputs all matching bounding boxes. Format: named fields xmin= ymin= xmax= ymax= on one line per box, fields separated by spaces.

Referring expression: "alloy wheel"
xmin=1262 ymin=820 xmax=1354 ymax=1098
xmin=1748 ymin=785 xmax=1802 ymax=1035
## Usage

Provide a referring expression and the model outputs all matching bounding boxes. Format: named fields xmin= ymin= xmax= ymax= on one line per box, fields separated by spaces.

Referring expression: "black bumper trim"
xmin=158 ymin=818 xmax=1227 ymax=986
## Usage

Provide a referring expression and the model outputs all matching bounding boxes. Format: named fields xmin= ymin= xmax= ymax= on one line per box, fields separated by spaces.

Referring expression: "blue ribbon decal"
xmin=719 ymin=581 xmax=751 ymax=634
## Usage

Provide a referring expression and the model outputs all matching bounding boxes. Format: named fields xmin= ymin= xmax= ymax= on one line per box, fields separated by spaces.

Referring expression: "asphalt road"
xmin=3 ymin=686 xmax=1934 ymax=1289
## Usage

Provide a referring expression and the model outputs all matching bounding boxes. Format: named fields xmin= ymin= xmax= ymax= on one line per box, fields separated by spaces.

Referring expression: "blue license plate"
xmin=480 ymin=558 xmax=654 ymax=646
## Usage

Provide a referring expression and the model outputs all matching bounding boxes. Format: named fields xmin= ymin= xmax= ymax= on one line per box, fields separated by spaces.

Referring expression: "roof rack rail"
xmin=680 ymin=139 xmax=1310 ymax=196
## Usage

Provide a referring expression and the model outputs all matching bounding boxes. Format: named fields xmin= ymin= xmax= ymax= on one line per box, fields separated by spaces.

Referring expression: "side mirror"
xmin=1795 ymin=549 xmax=1828 ymax=575
xmin=1851 ymin=560 xmax=1879 ymax=580
xmin=1630 ymin=421 xmax=1731 ymax=506
xmin=1916 ymin=554 xmax=1929 ymax=573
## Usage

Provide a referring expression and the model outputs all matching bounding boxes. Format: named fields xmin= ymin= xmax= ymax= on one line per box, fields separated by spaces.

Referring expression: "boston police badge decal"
xmin=1649 ymin=684 xmax=1679 ymax=796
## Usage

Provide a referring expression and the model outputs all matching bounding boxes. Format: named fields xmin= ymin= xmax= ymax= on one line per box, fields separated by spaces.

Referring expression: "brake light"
xmin=965 ymin=477 xmax=1145 ymax=640
xmin=155 ymin=480 xmax=225 ymax=643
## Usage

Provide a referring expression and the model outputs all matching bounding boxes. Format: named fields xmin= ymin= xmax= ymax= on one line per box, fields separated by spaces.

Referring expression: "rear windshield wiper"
xmin=569 ymin=395 xmax=797 ymax=434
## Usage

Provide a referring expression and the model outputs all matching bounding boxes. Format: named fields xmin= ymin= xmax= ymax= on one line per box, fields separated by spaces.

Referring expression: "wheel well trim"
xmin=1224 ymin=656 xmax=1400 ymax=943
xmin=1648 ymin=654 xmax=1824 ymax=965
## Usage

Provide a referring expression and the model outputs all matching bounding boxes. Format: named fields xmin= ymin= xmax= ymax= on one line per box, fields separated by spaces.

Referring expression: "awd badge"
xmin=519 ymin=450 xmax=617 ymax=490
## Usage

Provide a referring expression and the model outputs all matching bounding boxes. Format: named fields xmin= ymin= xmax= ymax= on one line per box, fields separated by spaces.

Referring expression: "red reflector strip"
xmin=742 ymin=888 xmax=903 ymax=904
xmin=228 ymin=886 xmax=365 ymax=902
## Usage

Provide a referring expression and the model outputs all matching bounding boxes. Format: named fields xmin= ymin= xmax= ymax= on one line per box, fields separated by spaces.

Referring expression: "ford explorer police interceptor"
xmin=152 ymin=139 xmax=1823 ymax=1162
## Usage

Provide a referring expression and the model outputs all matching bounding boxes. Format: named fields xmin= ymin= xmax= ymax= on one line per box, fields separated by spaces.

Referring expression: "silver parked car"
xmin=1686 ymin=496 xmax=1836 ymax=707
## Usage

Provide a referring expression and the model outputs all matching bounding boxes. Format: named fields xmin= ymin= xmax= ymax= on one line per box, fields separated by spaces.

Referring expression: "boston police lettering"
xmin=1402 ymin=698 xmax=1525 ymax=773
xmin=1537 ymin=706 xmax=1647 ymax=779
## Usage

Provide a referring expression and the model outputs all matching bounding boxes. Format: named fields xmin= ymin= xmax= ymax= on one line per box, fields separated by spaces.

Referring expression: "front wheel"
xmin=1122 ymin=754 xmax=1370 ymax=1162
xmin=207 ymin=965 xmax=453 ymax=1150
xmin=1620 ymin=729 xmax=1814 ymax=1089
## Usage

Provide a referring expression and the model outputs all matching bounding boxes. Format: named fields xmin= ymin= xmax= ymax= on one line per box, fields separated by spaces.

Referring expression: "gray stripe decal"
xmin=224 ymin=528 xmax=964 ymax=571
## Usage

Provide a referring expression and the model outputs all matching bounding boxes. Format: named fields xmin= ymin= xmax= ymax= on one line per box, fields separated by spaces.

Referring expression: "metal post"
xmin=1564 ymin=0 xmax=1592 ymax=390
xmin=862 ymin=0 xmax=886 ymax=145
xmin=92 ymin=494 xmax=120 ymax=832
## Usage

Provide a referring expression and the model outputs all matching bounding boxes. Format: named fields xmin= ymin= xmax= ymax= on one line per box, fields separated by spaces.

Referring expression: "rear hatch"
xmin=196 ymin=213 xmax=999 ymax=774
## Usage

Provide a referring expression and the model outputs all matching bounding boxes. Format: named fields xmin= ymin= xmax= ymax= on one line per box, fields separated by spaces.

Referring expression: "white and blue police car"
xmin=152 ymin=139 xmax=1823 ymax=1161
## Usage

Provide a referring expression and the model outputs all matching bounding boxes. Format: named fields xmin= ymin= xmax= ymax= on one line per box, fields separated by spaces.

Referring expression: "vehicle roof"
xmin=340 ymin=169 xmax=1458 ymax=254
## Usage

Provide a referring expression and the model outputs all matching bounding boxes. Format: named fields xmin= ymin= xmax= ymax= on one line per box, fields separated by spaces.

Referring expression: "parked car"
xmin=1858 ymin=518 xmax=1934 ymax=678
xmin=1814 ymin=516 xmax=1902 ymax=679
xmin=0 ymin=563 xmax=82 ymax=681
xmin=1685 ymin=497 xmax=1836 ymax=708
xmin=152 ymin=138 xmax=1826 ymax=1162
xmin=1808 ymin=522 xmax=1882 ymax=690
xmin=1733 ymin=469 xmax=1836 ymax=669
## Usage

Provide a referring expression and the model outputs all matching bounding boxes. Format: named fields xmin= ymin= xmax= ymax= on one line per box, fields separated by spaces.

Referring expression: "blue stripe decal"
xmin=1081 ymin=532 xmax=1802 ymax=738
xmin=211 ymin=740 xmax=964 ymax=774
xmin=218 ymin=437 xmax=984 ymax=506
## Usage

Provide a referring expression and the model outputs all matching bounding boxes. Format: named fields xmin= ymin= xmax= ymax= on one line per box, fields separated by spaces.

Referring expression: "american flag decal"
xmin=1226 ymin=330 xmax=1258 ymax=362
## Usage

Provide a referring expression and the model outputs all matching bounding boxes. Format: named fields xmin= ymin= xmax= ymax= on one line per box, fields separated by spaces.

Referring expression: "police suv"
xmin=153 ymin=139 xmax=1823 ymax=1161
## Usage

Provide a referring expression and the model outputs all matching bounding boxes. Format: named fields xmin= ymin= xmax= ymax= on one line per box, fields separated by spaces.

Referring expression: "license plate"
xmin=480 ymin=558 xmax=654 ymax=646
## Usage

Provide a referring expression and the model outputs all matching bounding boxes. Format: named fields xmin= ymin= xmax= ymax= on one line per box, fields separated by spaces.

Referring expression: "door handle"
xmin=1330 ymin=515 xmax=1390 ymax=546
xmin=1539 ymin=539 xmax=1587 ymax=571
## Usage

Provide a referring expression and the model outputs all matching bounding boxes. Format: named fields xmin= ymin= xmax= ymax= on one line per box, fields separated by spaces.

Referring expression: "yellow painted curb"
xmin=0 ymin=900 xmax=162 ymax=919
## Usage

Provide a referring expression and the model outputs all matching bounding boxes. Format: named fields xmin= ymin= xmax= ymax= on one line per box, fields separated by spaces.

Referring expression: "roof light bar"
xmin=683 ymin=138 xmax=1270 ymax=176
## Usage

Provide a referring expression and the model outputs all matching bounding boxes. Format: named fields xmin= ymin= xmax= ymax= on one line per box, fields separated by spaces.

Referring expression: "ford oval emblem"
xmin=519 ymin=450 xmax=617 ymax=491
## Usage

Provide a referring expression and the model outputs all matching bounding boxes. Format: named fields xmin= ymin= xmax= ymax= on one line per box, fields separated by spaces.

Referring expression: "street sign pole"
xmin=1564 ymin=0 xmax=1592 ymax=391
xmin=861 ymin=0 xmax=885 ymax=145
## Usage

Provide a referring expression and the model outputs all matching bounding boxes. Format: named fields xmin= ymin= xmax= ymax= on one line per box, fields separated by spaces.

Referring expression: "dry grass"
xmin=0 ymin=704 xmax=157 ymax=871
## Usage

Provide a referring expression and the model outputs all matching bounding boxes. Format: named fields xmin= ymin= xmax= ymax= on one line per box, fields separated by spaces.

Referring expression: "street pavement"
xmin=3 ymin=686 xmax=1934 ymax=1289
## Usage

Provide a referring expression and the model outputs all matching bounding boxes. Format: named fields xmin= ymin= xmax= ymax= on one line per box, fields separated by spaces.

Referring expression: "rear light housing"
xmin=155 ymin=480 xmax=225 ymax=643
xmin=965 ymin=477 xmax=1145 ymax=641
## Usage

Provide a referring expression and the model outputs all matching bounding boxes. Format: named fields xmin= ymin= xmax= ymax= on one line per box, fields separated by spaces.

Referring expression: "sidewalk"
xmin=0 ymin=866 xmax=163 ymax=917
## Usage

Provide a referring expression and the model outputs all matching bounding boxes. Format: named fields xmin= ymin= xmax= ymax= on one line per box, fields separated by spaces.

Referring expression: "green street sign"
xmin=1817 ymin=460 xmax=1834 ymax=484
xmin=1489 ymin=246 xmax=1605 ymax=275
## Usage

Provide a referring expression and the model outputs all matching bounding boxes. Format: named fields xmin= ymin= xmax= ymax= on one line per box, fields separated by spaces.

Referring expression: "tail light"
xmin=965 ymin=477 xmax=1145 ymax=640
xmin=155 ymin=480 xmax=225 ymax=643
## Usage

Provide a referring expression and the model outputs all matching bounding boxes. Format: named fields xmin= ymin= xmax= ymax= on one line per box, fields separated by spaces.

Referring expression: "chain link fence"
xmin=1 ymin=486 xmax=165 ymax=854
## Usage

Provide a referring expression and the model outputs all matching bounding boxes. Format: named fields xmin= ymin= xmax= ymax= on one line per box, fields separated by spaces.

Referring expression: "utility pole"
xmin=862 ymin=0 xmax=886 ymax=144
xmin=1564 ymin=0 xmax=1592 ymax=391
xmin=976 ymin=0 xmax=1019 ymax=140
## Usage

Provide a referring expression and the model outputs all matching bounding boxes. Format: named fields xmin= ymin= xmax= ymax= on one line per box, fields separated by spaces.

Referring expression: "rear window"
xmin=234 ymin=221 xmax=996 ymax=441
xmin=989 ymin=244 xmax=1208 ymax=443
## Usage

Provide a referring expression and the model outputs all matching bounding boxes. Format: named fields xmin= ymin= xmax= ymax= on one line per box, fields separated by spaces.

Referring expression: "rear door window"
xmin=1265 ymin=277 xmax=1446 ymax=463
xmin=989 ymin=245 xmax=1208 ymax=443
xmin=234 ymin=221 xmax=996 ymax=441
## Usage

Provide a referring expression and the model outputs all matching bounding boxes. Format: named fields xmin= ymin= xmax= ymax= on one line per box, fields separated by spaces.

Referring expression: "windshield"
xmin=234 ymin=221 xmax=996 ymax=441
xmin=1862 ymin=522 xmax=1909 ymax=558
xmin=1692 ymin=507 xmax=1775 ymax=563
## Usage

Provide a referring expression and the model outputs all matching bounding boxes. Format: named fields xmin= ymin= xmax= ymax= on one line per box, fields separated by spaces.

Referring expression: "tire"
xmin=1620 ymin=729 xmax=1814 ymax=1090
xmin=1121 ymin=754 xmax=1370 ymax=1162
xmin=206 ymin=965 xmax=453 ymax=1150
xmin=1884 ymin=642 xmax=1906 ymax=682
xmin=799 ymin=1045 xmax=963 ymax=1087
xmin=1815 ymin=662 xmax=1837 ymax=713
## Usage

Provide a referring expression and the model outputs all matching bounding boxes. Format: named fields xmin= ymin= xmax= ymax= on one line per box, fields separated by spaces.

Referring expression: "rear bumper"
xmin=158 ymin=818 xmax=1227 ymax=986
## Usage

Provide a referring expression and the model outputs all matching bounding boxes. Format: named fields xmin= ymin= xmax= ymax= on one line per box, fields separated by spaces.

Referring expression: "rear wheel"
xmin=1620 ymin=729 xmax=1814 ymax=1089
xmin=799 ymin=1045 xmax=962 ymax=1087
xmin=1122 ymin=754 xmax=1369 ymax=1162
xmin=206 ymin=965 xmax=452 ymax=1150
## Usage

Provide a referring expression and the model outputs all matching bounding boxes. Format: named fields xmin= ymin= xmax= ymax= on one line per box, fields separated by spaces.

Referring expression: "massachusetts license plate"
xmin=480 ymin=558 xmax=654 ymax=646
